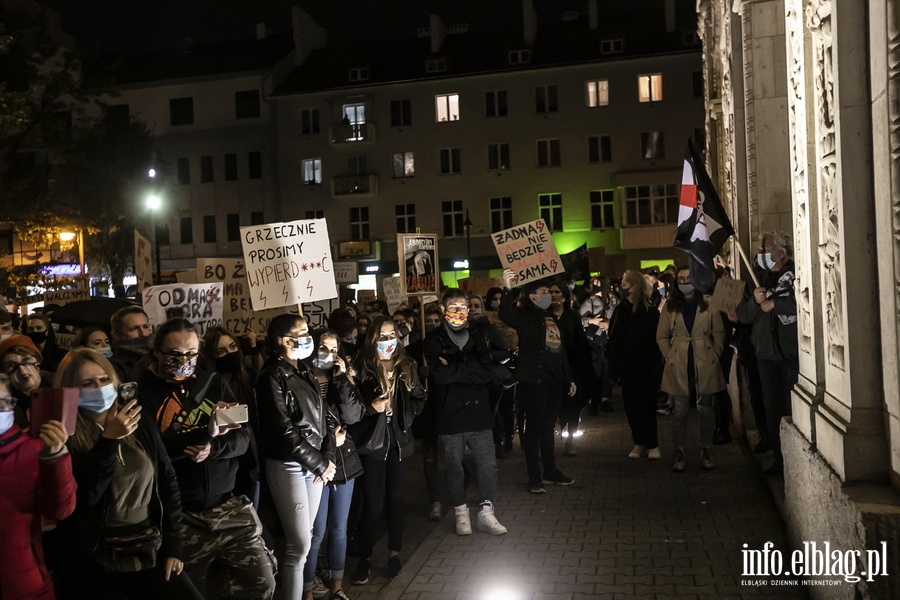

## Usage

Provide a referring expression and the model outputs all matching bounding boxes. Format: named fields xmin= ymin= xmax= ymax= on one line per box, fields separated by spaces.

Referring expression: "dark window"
xmin=694 ymin=128 xmax=707 ymax=151
xmin=177 ymin=158 xmax=190 ymax=184
xmin=248 ymin=151 xmax=262 ymax=179
xmin=224 ymin=153 xmax=238 ymax=181
xmin=440 ymin=148 xmax=461 ymax=174
xmin=442 ymin=200 xmax=464 ymax=237
xmin=641 ymin=131 xmax=665 ymax=159
xmin=180 ymin=217 xmax=193 ymax=244
xmin=390 ymin=99 xmax=412 ymax=127
xmin=539 ymin=193 xmax=563 ymax=232
xmin=200 ymin=156 xmax=213 ymax=182
xmin=489 ymin=196 xmax=513 ymax=233
xmin=170 ymin=97 xmax=194 ymax=126
xmin=301 ymin=109 xmax=320 ymax=134
xmin=235 ymin=90 xmax=260 ymax=119
xmin=537 ymin=139 xmax=561 ymax=167
xmin=535 ymin=85 xmax=558 ymax=113
xmin=203 ymin=215 xmax=216 ymax=243
xmin=105 ymin=104 xmax=130 ymax=127
xmin=488 ymin=144 xmax=510 ymax=170
xmin=304 ymin=210 xmax=324 ymax=219
xmin=226 ymin=214 xmax=240 ymax=241
xmin=485 ymin=91 xmax=508 ymax=117
xmin=156 ymin=225 xmax=170 ymax=246
xmin=395 ymin=203 xmax=416 ymax=233
xmin=692 ymin=71 xmax=704 ymax=98
xmin=350 ymin=207 xmax=370 ymax=240
xmin=251 ymin=211 xmax=264 ymax=225
xmin=588 ymin=136 xmax=612 ymax=163
xmin=590 ymin=190 xmax=615 ymax=229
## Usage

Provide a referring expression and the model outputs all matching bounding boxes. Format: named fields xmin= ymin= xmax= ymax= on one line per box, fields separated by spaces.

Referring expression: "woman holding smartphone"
xmin=256 ymin=314 xmax=336 ymax=600
xmin=51 ymin=348 xmax=203 ymax=600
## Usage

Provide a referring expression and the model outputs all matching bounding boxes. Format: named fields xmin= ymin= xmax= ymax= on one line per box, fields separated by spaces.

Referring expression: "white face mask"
xmin=0 ymin=411 xmax=16 ymax=436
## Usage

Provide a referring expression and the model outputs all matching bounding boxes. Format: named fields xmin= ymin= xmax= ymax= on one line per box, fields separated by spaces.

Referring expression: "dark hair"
xmin=0 ymin=309 xmax=11 ymax=326
xmin=518 ymin=280 xmax=551 ymax=311
xmin=26 ymin=313 xmax=57 ymax=345
xmin=355 ymin=315 xmax=415 ymax=392
xmin=200 ymin=326 xmax=254 ymax=400
xmin=423 ymin=302 xmax=442 ymax=318
xmin=110 ymin=306 xmax=149 ymax=340
xmin=665 ymin=266 xmax=709 ymax=313
xmin=151 ymin=318 xmax=199 ymax=354
xmin=328 ymin=308 xmax=358 ymax=340
xmin=266 ymin=313 xmax=305 ymax=356
xmin=485 ymin=287 xmax=503 ymax=307
xmin=441 ymin=288 xmax=469 ymax=306
xmin=74 ymin=327 xmax=110 ymax=348
xmin=548 ymin=279 xmax=572 ymax=311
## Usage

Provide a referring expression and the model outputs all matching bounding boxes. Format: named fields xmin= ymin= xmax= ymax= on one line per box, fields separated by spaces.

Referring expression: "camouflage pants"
xmin=181 ymin=495 xmax=277 ymax=600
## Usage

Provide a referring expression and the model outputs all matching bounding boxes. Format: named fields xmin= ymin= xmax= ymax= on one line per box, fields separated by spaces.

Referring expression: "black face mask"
xmin=215 ymin=351 xmax=243 ymax=374
xmin=341 ymin=341 xmax=357 ymax=357
xmin=28 ymin=331 xmax=48 ymax=345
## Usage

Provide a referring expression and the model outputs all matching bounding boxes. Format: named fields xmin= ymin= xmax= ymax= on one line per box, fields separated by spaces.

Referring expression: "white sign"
xmin=44 ymin=288 xmax=90 ymax=307
xmin=240 ymin=219 xmax=337 ymax=310
xmin=333 ymin=261 xmax=359 ymax=285
xmin=142 ymin=282 xmax=224 ymax=335
xmin=197 ymin=257 xmax=286 ymax=337
xmin=134 ymin=229 xmax=154 ymax=292
xmin=301 ymin=297 xmax=340 ymax=330
xmin=382 ymin=276 xmax=404 ymax=314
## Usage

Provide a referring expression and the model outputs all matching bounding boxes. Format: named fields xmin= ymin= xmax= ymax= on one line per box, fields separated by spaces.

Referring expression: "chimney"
xmin=523 ymin=0 xmax=537 ymax=45
xmin=588 ymin=0 xmax=598 ymax=30
xmin=430 ymin=14 xmax=447 ymax=53
xmin=292 ymin=6 xmax=327 ymax=66
xmin=664 ymin=0 xmax=676 ymax=33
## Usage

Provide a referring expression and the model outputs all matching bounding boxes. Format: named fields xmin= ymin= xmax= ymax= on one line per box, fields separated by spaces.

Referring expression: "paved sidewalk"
xmin=346 ymin=393 xmax=811 ymax=600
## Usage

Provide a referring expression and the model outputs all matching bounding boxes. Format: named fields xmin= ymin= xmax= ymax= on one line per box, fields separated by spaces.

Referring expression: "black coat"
xmin=498 ymin=291 xmax=573 ymax=386
xmin=607 ymin=299 xmax=662 ymax=385
xmin=322 ymin=373 xmax=366 ymax=484
xmin=256 ymin=356 xmax=336 ymax=475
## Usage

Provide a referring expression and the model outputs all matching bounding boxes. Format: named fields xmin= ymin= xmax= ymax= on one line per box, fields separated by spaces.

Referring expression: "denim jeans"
xmin=671 ymin=394 xmax=716 ymax=450
xmin=441 ymin=429 xmax=497 ymax=507
xmin=303 ymin=479 xmax=354 ymax=589
xmin=266 ymin=459 xmax=323 ymax=600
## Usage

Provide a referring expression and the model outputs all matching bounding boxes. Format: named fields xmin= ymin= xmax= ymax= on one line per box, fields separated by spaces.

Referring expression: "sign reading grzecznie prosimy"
xmin=240 ymin=219 xmax=337 ymax=311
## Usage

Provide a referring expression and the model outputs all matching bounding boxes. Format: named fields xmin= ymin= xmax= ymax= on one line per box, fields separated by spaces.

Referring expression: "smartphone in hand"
xmin=215 ymin=404 xmax=249 ymax=427
xmin=29 ymin=388 xmax=79 ymax=438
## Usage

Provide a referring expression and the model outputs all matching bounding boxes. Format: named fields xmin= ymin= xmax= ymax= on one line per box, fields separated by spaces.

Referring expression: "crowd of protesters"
xmin=0 ymin=229 xmax=796 ymax=598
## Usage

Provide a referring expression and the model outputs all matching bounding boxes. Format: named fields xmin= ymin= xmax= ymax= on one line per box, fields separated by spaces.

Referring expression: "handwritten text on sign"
xmin=142 ymin=283 xmax=224 ymax=334
xmin=491 ymin=219 xmax=563 ymax=285
xmin=240 ymin=219 xmax=337 ymax=310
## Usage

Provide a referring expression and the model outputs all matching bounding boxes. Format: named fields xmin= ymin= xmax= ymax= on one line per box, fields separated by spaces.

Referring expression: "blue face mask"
xmin=96 ymin=347 xmax=114 ymax=358
xmin=79 ymin=383 xmax=118 ymax=414
xmin=294 ymin=336 xmax=314 ymax=360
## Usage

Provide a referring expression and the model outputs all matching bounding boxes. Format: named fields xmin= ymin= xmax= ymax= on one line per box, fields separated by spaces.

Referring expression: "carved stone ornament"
xmin=888 ymin=0 xmax=900 ymax=330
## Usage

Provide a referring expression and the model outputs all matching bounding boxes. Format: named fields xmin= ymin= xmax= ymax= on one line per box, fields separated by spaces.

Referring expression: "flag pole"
xmin=733 ymin=239 xmax=761 ymax=288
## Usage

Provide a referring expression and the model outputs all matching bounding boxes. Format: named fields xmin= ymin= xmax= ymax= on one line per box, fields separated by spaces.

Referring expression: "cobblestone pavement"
xmin=338 ymin=392 xmax=812 ymax=600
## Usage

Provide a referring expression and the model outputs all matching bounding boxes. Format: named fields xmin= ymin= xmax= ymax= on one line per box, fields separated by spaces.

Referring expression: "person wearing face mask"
xmin=0 ymin=308 xmax=15 ymax=341
xmin=25 ymin=314 xmax=65 ymax=373
xmin=302 ymin=330 xmax=365 ymax=600
xmin=424 ymin=289 xmax=507 ymax=537
xmin=109 ymin=306 xmax=155 ymax=384
xmin=735 ymin=230 xmax=798 ymax=477
xmin=139 ymin=319 xmax=276 ymax=600
xmin=0 ymin=373 xmax=76 ymax=600
xmin=579 ymin=277 xmax=617 ymax=415
xmin=656 ymin=267 xmax=726 ymax=472
xmin=607 ymin=270 xmax=663 ymax=460
xmin=257 ymin=314 xmax=336 ymax=599
xmin=0 ymin=335 xmax=53 ymax=430
xmin=75 ymin=327 xmax=114 ymax=359
xmin=51 ymin=348 xmax=205 ymax=600
xmin=499 ymin=270 xmax=577 ymax=494
xmin=349 ymin=316 xmax=426 ymax=584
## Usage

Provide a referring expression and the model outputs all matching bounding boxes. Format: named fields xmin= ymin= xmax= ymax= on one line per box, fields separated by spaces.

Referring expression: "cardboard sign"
xmin=356 ymin=289 xmax=376 ymax=308
xmin=301 ymin=297 xmax=339 ymax=330
xmin=142 ymin=282 xmax=224 ymax=334
xmin=709 ymin=277 xmax=746 ymax=313
xmin=176 ymin=269 xmax=198 ymax=284
xmin=333 ymin=261 xmax=359 ymax=285
xmin=240 ymin=219 xmax=337 ymax=310
xmin=382 ymin=276 xmax=405 ymax=314
xmin=55 ymin=332 xmax=78 ymax=351
xmin=491 ymin=220 xmax=563 ymax=285
xmin=196 ymin=257 xmax=287 ymax=337
xmin=398 ymin=234 xmax=439 ymax=295
xmin=44 ymin=288 xmax=90 ymax=307
xmin=134 ymin=229 xmax=154 ymax=293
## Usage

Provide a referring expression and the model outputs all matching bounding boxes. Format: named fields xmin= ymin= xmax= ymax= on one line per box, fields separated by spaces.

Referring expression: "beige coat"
xmin=656 ymin=300 xmax=726 ymax=396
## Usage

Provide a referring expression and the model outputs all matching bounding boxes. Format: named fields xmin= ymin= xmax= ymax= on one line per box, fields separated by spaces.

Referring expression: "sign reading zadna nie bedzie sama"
xmin=491 ymin=219 xmax=564 ymax=285
xmin=240 ymin=218 xmax=337 ymax=311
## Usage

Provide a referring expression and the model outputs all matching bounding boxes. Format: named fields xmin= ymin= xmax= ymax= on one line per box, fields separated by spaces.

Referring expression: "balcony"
xmin=331 ymin=174 xmax=378 ymax=198
xmin=619 ymin=224 xmax=677 ymax=249
xmin=328 ymin=122 xmax=376 ymax=146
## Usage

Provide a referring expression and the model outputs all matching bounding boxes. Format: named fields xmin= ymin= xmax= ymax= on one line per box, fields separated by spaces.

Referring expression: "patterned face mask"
xmin=444 ymin=311 xmax=468 ymax=329
xmin=161 ymin=353 xmax=198 ymax=381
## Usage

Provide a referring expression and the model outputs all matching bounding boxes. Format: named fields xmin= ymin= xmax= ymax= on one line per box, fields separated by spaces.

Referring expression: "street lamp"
xmin=147 ymin=194 xmax=162 ymax=284
xmin=59 ymin=229 xmax=87 ymax=290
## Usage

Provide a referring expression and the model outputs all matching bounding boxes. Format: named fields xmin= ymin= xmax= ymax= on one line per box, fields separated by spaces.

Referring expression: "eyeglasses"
xmin=0 ymin=396 xmax=17 ymax=410
xmin=3 ymin=360 xmax=40 ymax=375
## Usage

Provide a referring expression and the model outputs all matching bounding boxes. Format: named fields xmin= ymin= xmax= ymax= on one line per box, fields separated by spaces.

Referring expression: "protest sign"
xmin=398 ymin=234 xmax=439 ymax=295
xmin=356 ymin=289 xmax=376 ymax=308
xmin=709 ymin=277 xmax=746 ymax=313
xmin=382 ymin=276 xmax=404 ymax=314
xmin=142 ymin=282 xmax=224 ymax=334
xmin=44 ymin=288 xmax=90 ymax=307
xmin=176 ymin=269 xmax=198 ymax=284
xmin=134 ymin=229 xmax=154 ymax=292
xmin=491 ymin=219 xmax=563 ymax=285
xmin=55 ymin=332 xmax=78 ymax=351
xmin=197 ymin=257 xmax=285 ymax=337
xmin=333 ymin=261 xmax=359 ymax=285
xmin=301 ymin=297 xmax=339 ymax=330
xmin=240 ymin=219 xmax=337 ymax=310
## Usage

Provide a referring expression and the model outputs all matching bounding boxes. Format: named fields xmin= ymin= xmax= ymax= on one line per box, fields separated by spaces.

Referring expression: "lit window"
xmin=588 ymin=135 xmax=612 ymax=163
xmin=341 ymin=104 xmax=366 ymax=141
xmin=435 ymin=94 xmax=460 ymax=122
xmin=395 ymin=204 xmax=416 ymax=233
xmin=440 ymin=148 xmax=461 ymax=174
xmin=487 ymin=144 xmax=510 ymax=170
xmin=393 ymin=152 xmax=415 ymax=178
xmin=590 ymin=190 xmax=615 ymax=229
xmin=489 ymin=197 xmax=513 ymax=233
xmin=537 ymin=139 xmax=561 ymax=167
xmin=638 ymin=74 xmax=663 ymax=102
xmin=622 ymin=184 xmax=679 ymax=226
xmin=586 ymin=80 xmax=609 ymax=107
xmin=303 ymin=158 xmax=322 ymax=184
xmin=641 ymin=131 xmax=665 ymax=159
xmin=539 ymin=193 xmax=563 ymax=232
xmin=442 ymin=201 xmax=464 ymax=236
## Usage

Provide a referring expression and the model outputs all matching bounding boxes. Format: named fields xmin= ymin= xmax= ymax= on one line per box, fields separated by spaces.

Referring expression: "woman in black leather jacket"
xmin=256 ymin=314 xmax=337 ymax=600
xmin=349 ymin=316 xmax=426 ymax=585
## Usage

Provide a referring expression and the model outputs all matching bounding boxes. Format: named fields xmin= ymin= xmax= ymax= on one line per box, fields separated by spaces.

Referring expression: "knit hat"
xmin=0 ymin=335 xmax=43 ymax=362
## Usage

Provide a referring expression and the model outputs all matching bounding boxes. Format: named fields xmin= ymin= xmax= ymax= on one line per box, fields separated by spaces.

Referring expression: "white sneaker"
xmin=429 ymin=501 xmax=442 ymax=521
xmin=311 ymin=576 xmax=330 ymax=598
xmin=454 ymin=504 xmax=471 ymax=535
xmin=647 ymin=447 xmax=661 ymax=460
xmin=476 ymin=502 xmax=508 ymax=535
xmin=628 ymin=445 xmax=646 ymax=459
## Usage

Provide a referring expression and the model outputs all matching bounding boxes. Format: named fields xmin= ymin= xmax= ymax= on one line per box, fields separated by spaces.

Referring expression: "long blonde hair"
xmin=53 ymin=348 xmax=132 ymax=454
xmin=621 ymin=270 xmax=653 ymax=312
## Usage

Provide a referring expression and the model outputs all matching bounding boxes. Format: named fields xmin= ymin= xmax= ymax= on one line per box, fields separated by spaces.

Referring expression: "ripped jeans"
xmin=266 ymin=459 xmax=323 ymax=600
